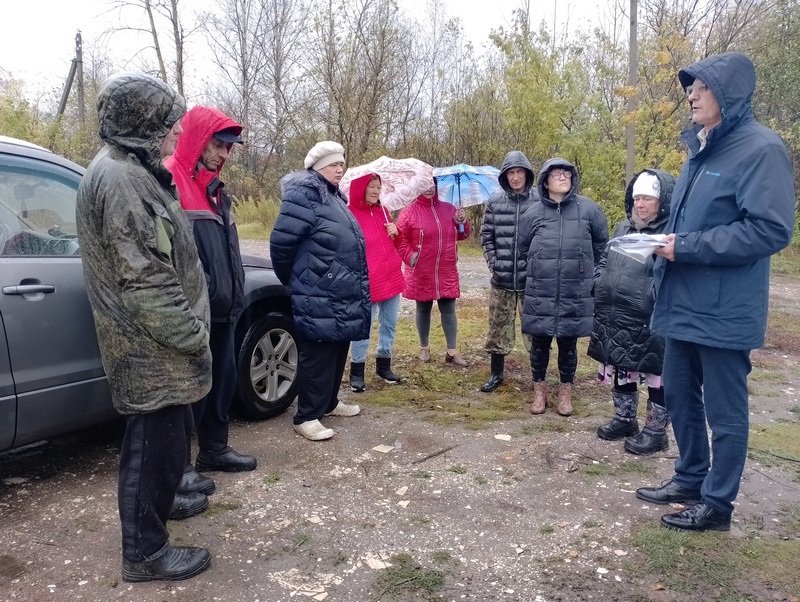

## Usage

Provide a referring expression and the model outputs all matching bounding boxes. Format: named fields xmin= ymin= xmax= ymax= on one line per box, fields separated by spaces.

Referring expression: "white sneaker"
xmin=293 ymin=420 xmax=334 ymax=441
xmin=325 ymin=401 xmax=361 ymax=417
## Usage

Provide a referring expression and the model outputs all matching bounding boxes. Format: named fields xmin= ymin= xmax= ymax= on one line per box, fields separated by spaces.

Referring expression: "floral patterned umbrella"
xmin=339 ymin=156 xmax=434 ymax=211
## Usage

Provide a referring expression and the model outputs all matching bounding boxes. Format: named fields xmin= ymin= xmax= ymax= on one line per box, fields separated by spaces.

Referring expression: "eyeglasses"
xmin=549 ymin=169 xmax=572 ymax=180
xmin=686 ymin=83 xmax=709 ymax=97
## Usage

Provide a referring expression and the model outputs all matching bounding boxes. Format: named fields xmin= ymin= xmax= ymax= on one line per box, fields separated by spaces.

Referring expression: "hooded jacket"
xmin=397 ymin=193 xmax=470 ymax=301
xmin=518 ymin=158 xmax=609 ymax=338
xmin=480 ymin=151 xmax=539 ymax=291
xmin=270 ymin=169 xmax=370 ymax=342
xmin=587 ymin=169 xmax=675 ymax=373
xmin=76 ymin=73 xmax=211 ymax=415
xmin=164 ymin=106 xmax=245 ymax=324
xmin=347 ymin=174 xmax=405 ymax=303
xmin=652 ymin=53 xmax=796 ymax=350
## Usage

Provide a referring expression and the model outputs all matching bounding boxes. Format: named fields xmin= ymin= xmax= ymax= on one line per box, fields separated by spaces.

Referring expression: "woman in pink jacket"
xmin=397 ymin=180 xmax=470 ymax=366
xmin=347 ymin=174 xmax=406 ymax=391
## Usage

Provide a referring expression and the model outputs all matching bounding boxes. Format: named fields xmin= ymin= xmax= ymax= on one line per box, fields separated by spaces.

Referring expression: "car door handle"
xmin=2 ymin=284 xmax=57 ymax=295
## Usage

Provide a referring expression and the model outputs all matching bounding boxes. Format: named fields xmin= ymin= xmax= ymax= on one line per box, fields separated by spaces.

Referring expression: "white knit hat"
xmin=632 ymin=172 xmax=661 ymax=199
xmin=304 ymin=141 xmax=346 ymax=170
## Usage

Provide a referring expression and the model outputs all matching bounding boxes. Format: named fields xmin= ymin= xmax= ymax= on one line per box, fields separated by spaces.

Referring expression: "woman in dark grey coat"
xmin=588 ymin=169 xmax=675 ymax=455
xmin=518 ymin=158 xmax=608 ymax=416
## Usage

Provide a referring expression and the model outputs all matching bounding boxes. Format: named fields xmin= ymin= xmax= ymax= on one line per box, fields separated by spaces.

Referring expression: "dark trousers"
xmin=530 ymin=335 xmax=578 ymax=383
xmin=192 ymin=321 xmax=236 ymax=451
xmin=294 ymin=339 xmax=349 ymax=424
xmin=119 ymin=404 xmax=193 ymax=562
xmin=663 ymin=337 xmax=751 ymax=515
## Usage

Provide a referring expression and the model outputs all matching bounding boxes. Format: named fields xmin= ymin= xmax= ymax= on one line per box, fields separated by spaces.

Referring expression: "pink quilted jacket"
xmin=397 ymin=195 xmax=470 ymax=301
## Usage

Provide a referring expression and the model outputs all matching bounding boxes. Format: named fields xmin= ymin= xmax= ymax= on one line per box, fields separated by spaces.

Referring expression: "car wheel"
xmin=235 ymin=312 xmax=298 ymax=420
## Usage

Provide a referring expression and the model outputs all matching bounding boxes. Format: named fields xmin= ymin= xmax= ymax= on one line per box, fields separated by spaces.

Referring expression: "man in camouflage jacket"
xmin=76 ymin=72 xmax=212 ymax=583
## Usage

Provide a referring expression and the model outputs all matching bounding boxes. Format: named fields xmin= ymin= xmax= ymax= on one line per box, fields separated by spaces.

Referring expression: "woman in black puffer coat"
xmin=588 ymin=169 xmax=675 ymax=455
xmin=518 ymin=158 xmax=609 ymax=417
xmin=270 ymin=141 xmax=371 ymax=442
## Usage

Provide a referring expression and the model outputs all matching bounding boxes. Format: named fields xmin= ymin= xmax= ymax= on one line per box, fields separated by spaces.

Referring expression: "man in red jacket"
xmin=165 ymin=107 xmax=257 ymax=515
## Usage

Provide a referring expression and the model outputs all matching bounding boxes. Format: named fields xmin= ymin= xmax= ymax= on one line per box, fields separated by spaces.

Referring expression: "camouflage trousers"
xmin=484 ymin=287 xmax=531 ymax=355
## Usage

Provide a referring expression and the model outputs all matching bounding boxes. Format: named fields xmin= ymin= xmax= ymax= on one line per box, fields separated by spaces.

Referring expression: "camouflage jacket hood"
xmin=97 ymin=72 xmax=186 ymax=186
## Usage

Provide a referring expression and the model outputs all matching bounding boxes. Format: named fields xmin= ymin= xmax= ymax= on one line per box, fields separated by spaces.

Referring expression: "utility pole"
xmin=625 ymin=0 xmax=638 ymax=184
xmin=56 ymin=31 xmax=85 ymax=126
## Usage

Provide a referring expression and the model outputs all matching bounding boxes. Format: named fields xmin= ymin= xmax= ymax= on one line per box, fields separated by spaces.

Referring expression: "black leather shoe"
xmin=661 ymin=502 xmax=731 ymax=532
xmin=196 ymin=446 xmax=257 ymax=472
xmin=177 ymin=465 xmax=215 ymax=496
xmin=122 ymin=545 xmax=211 ymax=582
xmin=636 ymin=479 xmax=702 ymax=505
xmin=169 ymin=492 xmax=208 ymax=520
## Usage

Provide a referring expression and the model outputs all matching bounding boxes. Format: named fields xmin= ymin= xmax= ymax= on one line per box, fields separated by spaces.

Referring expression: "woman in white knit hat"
xmin=588 ymin=168 xmax=676 ymax=455
xmin=269 ymin=141 xmax=371 ymax=441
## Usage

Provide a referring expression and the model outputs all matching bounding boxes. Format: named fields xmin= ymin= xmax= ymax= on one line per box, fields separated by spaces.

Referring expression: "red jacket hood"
xmin=348 ymin=173 xmax=380 ymax=212
xmin=164 ymin=106 xmax=241 ymax=211
xmin=167 ymin=106 xmax=241 ymax=176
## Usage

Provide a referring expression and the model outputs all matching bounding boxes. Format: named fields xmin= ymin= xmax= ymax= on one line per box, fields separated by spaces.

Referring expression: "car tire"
xmin=235 ymin=312 xmax=298 ymax=420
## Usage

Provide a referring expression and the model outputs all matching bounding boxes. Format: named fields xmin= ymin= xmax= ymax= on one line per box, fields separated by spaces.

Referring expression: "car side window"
xmin=0 ymin=159 xmax=80 ymax=256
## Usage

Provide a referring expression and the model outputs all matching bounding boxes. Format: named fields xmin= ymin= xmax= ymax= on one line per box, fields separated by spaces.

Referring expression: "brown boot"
xmin=557 ymin=382 xmax=573 ymax=416
xmin=530 ymin=381 xmax=547 ymax=414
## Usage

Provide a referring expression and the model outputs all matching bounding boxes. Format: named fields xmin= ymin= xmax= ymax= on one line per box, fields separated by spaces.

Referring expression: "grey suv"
xmin=0 ymin=136 xmax=297 ymax=452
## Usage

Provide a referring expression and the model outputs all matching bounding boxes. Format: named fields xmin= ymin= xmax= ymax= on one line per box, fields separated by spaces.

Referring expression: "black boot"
xmin=480 ymin=353 xmax=505 ymax=393
xmin=169 ymin=492 xmax=209 ymax=520
xmin=376 ymin=357 xmax=401 ymax=384
xmin=597 ymin=389 xmax=640 ymax=440
xmin=350 ymin=362 xmax=366 ymax=392
xmin=122 ymin=544 xmax=211 ymax=582
xmin=196 ymin=427 xmax=257 ymax=472
xmin=625 ymin=397 xmax=670 ymax=455
xmin=177 ymin=463 xmax=215 ymax=496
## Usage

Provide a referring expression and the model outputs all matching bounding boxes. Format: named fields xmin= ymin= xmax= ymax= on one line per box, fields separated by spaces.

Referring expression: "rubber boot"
xmin=557 ymin=382 xmax=573 ymax=416
xmin=597 ymin=390 xmax=640 ymax=440
xmin=350 ymin=362 xmax=365 ymax=392
xmin=195 ymin=427 xmax=257 ymax=472
xmin=480 ymin=353 xmax=505 ymax=393
xmin=625 ymin=399 xmax=670 ymax=455
xmin=376 ymin=357 xmax=401 ymax=384
xmin=530 ymin=381 xmax=547 ymax=414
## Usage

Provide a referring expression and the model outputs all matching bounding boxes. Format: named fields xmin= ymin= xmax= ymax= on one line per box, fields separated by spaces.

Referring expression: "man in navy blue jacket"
xmin=636 ymin=53 xmax=796 ymax=531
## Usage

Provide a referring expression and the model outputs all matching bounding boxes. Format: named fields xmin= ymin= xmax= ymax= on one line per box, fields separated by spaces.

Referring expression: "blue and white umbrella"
xmin=433 ymin=163 xmax=502 ymax=208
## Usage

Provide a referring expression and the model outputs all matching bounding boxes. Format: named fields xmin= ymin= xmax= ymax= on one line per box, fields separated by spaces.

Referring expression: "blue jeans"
xmin=663 ymin=337 xmax=751 ymax=515
xmin=350 ymin=294 xmax=401 ymax=363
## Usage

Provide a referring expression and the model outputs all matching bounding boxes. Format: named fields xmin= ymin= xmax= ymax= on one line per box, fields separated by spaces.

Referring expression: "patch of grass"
xmin=630 ymin=520 xmax=800 ymax=598
xmin=618 ymin=460 xmax=656 ymax=475
xmin=431 ymin=550 xmax=454 ymax=564
xmin=203 ymin=502 xmax=240 ymax=517
xmin=539 ymin=524 xmax=555 ymax=535
xmin=290 ymin=532 xmax=311 ymax=552
xmin=413 ymin=470 xmax=432 ymax=480
xmin=582 ymin=463 xmax=616 ymax=476
xmin=262 ymin=470 xmax=282 ymax=485
xmin=790 ymin=405 xmax=800 ymax=416
xmin=474 ymin=475 xmax=488 ymax=485
xmin=766 ymin=310 xmax=800 ymax=354
xmin=748 ymin=369 xmax=788 ymax=384
xmin=384 ymin=470 xmax=398 ymax=478
xmin=448 ymin=464 xmax=467 ymax=474
xmin=748 ymin=422 xmax=800 ymax=475
xmin=375 ymin=553 xmax=445 ymax=597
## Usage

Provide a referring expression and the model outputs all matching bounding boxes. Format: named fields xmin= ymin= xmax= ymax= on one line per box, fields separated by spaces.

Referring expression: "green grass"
xmin=262 ymin=470 xmax=282 ymax=485
xmin=539 ymin=524 xmax=556 ymax=535
xmin=448 ymin=464 xmax=467 ymax=474
xmin=582 ymin=460 xmax=655 ymax=477
xmin=203 ymin=502 xmax=240 ymax=517
xmin=630 ymin=520 xmax=800 ymax=599
xmin=374 ymin=553 xmax=446 ymax=597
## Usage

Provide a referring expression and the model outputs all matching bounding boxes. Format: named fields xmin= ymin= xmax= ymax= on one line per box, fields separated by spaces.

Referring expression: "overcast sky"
xmin=2 ymin=0 xmax=603 ymax=100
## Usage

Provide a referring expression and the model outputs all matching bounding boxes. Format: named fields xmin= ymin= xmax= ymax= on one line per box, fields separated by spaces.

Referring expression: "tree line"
xmin=1 ymin=0 xmax=799 ymax=229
